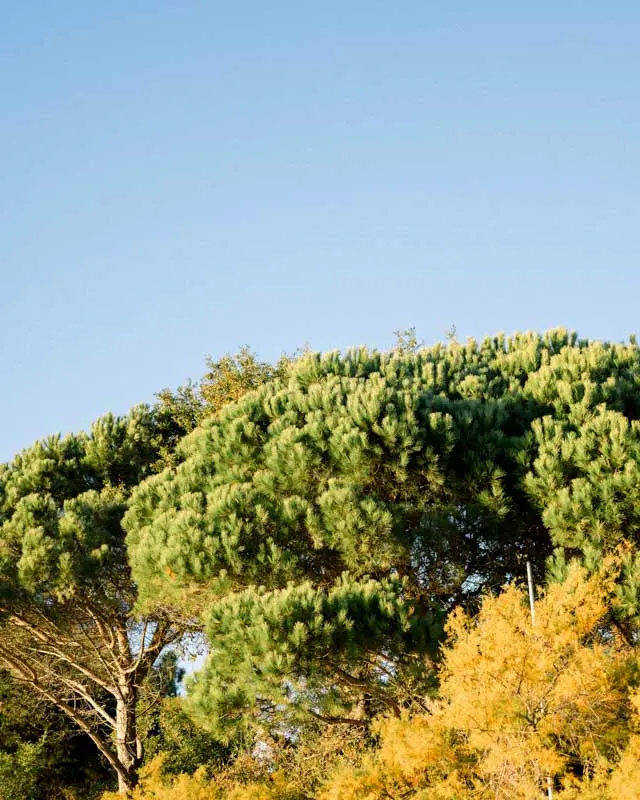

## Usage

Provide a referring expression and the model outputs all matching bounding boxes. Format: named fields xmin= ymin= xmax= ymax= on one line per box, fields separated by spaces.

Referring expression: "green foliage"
xmin=125 ymin=330 xmax=640 ymax=737
xmin=154 ymin=346 xmax=294 ymax=466
xmin=0 ymin=405 xmax=167 ymax=598
xmin=0 ymin=739 xmax=46 ymax=800
xmin=8 ymin=328 xmax=640 ymax=795
xmin=126 ymin=345 xmax=536 ymax=607
xmin=0 ymin=345 xmax=295 ymax=794
xmin=144 ymin=698 xmax=237 ymax=777
xmin=0 ymin=404 xmax=193 ymax=793
xmin=186 ymin=575 xmax=441 ymax=737
xmin=0 ymin=671 xmax=112 ymax=799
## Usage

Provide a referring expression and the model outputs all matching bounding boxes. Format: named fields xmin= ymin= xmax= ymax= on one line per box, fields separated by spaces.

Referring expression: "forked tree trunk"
xmin=0 ymin=610 xmax=179 ymax=795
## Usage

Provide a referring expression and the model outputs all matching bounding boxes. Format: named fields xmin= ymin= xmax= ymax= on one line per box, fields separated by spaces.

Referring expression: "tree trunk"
xmin=115 ymin=682 xmax=142 ymax=794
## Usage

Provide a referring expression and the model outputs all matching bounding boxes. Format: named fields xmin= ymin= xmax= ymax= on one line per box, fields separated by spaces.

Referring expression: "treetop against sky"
xmin=2 ymin=2 xmax=639 ymax=460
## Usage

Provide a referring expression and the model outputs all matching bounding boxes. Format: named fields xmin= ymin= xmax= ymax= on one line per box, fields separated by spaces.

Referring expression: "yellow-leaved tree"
xmin=320 ymin=564 xmax=640 ymax=799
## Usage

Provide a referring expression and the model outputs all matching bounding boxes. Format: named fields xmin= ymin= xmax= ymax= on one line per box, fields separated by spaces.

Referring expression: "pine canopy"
xmin=125 ymin=330 xmax=640 ymax=730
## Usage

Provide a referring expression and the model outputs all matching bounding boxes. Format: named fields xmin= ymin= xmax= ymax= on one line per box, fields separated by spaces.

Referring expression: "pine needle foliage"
xmin=125 ymin=330 xmax=640 ymax=736
xmin=186 ymin=575 xmax=440 ymax=738
xmin=0 ymin=407 xmax=189 ymax=792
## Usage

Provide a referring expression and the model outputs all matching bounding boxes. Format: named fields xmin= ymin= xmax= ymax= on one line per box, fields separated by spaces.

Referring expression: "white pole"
xmin=527 ymin=561 xmax=553 ymax=798
xmin=526 ymin=561 xmax=536 ymax=627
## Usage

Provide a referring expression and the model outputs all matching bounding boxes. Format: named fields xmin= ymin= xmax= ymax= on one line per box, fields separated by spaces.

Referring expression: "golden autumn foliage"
xmin=100 ymin=755 xmax=320 ymax=800
xmin=102 ymin=726 xmax=367 ymax=800
xmin=100 ymin=757 xmax=218 ymax=800
xmin=319 ymin=564 xmax=640 ymax=800
xmin=100 ymin=756 xmax=295 ymax=800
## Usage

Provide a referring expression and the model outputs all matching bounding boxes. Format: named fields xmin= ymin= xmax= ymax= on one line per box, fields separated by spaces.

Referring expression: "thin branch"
xmin=136 ymin=690 xmax=166 ymax=721
xmin=45 ymin=672 xmax=117 ymax=729
xmin=0 ymin=643 xmax=129 ymax=786
xmin=2 ymin=608 xmax=116 ymax=692
xmin=27 ymin=645 xmax=115 ymax=694
xmin=307 ymin=708 xmax=368 ymax=727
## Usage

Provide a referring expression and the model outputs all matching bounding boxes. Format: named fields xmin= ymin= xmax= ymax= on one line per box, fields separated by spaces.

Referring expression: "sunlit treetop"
xmin=126 ymin=330 xmax=640 ymax=610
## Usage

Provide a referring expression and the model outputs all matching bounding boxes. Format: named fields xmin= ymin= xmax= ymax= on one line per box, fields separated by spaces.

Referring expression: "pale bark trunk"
xmin=115 ymin=682 xmax=142 ymax=794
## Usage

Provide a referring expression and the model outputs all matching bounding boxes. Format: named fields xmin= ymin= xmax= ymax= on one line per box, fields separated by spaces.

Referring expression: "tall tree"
xmin=125 ymin=331 xmax=640 ymax=739
xmin=0 ymin=344 xmax=290 ymax=793
xmin=0 ymin=408 xmax=188 ymax=793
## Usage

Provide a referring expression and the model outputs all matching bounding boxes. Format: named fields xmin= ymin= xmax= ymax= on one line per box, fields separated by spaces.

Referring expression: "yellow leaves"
xmin=101 ymin=757 xmax=220 ymax=800
xmin=608 ymin=735 xmax=640 ymax=799
xmin=441 ymin=565 xmax=618 ymax=749
xmin=317 ymin=715 xmax=467 ymax=800
xmin=558 ymin=735 xmax=640 ymax=800
xmin=221 ymin=772 xmax=299 ymax=800
xmin=438 ymin=565 xmax=629 ymax=793
xmin=318 ymin=765 xmax=384 ymax=800
xmin=631 ymin=688 xmax=640 ymax=718
xmin=375 ymin=714 xmax=469 ymax=794
xmin=100 ymin=757 xmax=298 ymax=800
xmin=319 ymin=563 xmax=638 ymax=799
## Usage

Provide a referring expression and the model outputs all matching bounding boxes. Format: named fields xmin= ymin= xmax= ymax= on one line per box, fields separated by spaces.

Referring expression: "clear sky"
xmin=1 ymin=2 xmax=639 ymax=461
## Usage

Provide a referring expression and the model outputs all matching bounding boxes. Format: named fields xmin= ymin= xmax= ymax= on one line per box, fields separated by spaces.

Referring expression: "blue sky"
xmin=1 ymin=2 xmax=639 ymax=461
